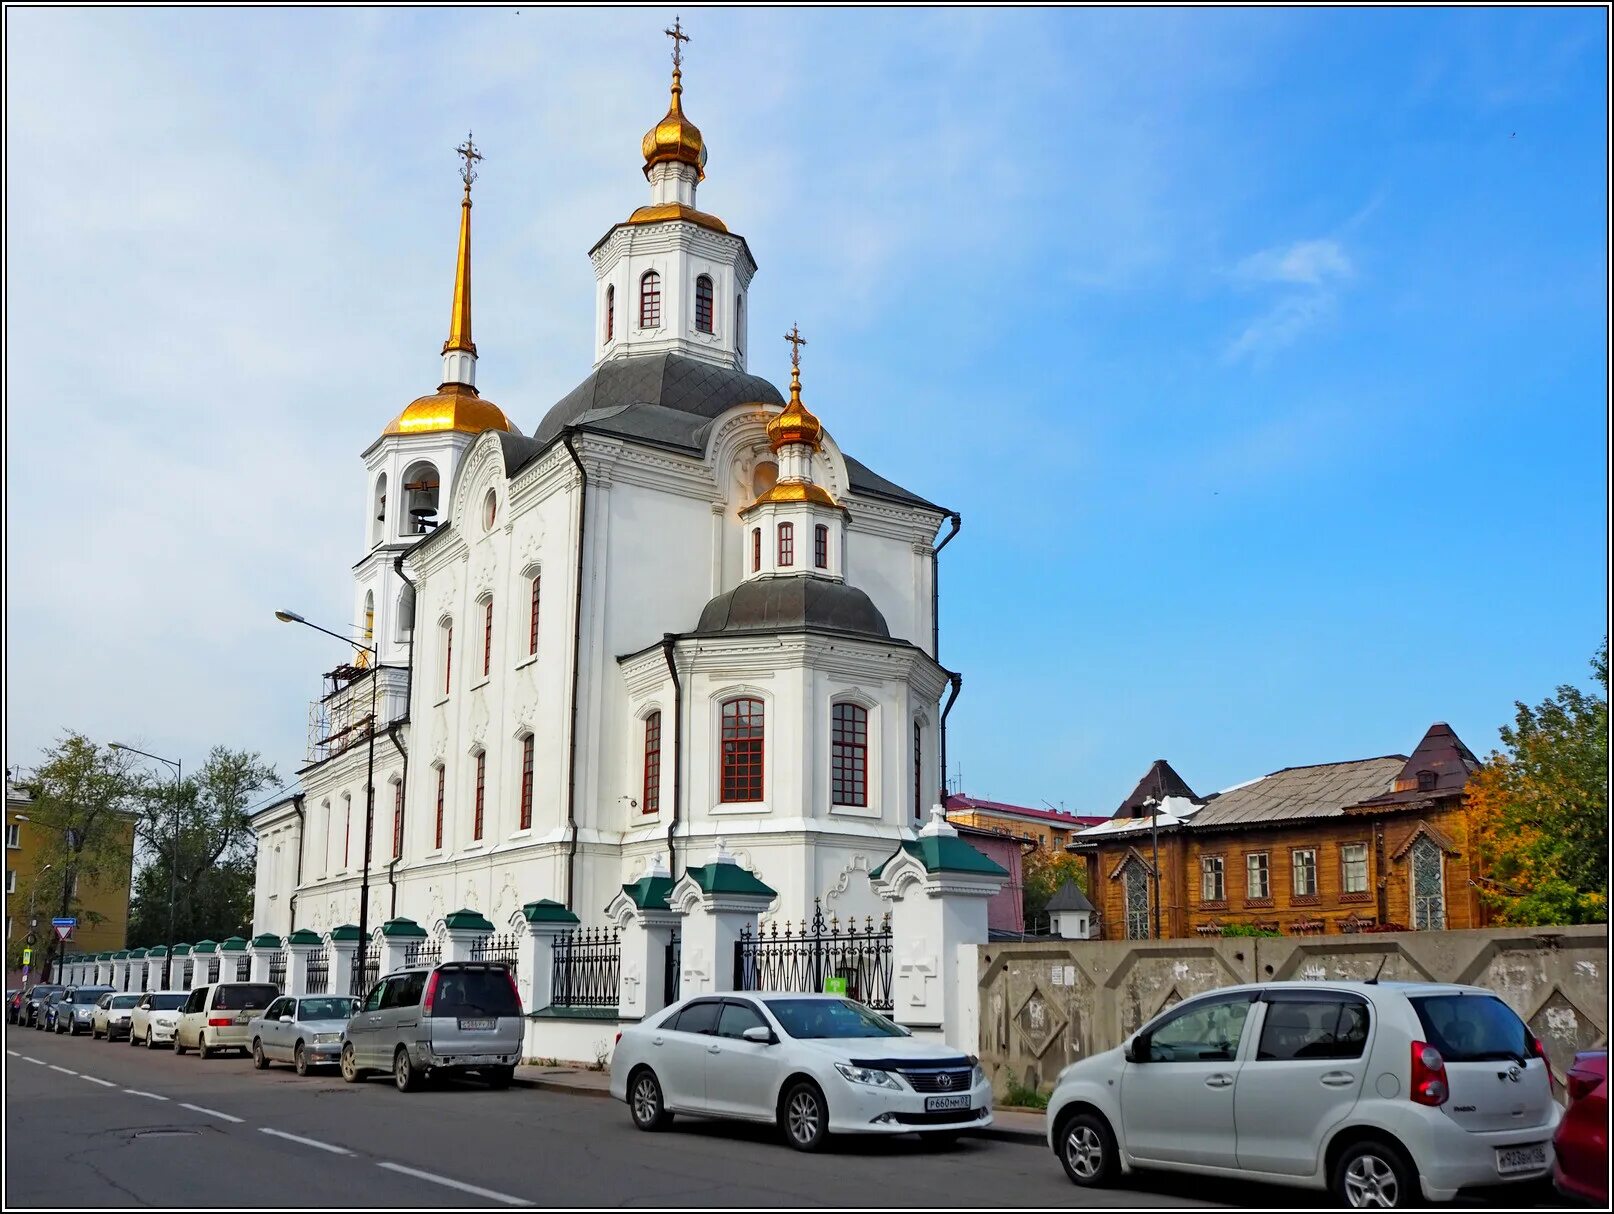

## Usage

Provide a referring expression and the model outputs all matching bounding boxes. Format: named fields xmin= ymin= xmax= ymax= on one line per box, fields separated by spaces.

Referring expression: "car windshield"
xmin=763 ymin=998 xmax=907 ymax=1039
xmin=110 ymin=995 xmax=142 ymax=1009
xmin=1410 ymin=994 xmax=1533 ymax=1063
xmin=298 ymin=997 xmax=358 ymax=1021
xmin=212 ymin=984 xmax=279 ymax=1011
xmin=149 ymin=994 xmax=188 ymax=1011
xmin=72 ymin=989 xmax=114 ymax=1005
xmin=34 ymin=987 xmax=64 ymax=999
xmin=432 ymin=968 xmax=520 ymax=1018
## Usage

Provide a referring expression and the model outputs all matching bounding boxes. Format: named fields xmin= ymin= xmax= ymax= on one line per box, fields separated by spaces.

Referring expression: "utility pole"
xmin=1146 ymin=795 xmax=1162 ymax=939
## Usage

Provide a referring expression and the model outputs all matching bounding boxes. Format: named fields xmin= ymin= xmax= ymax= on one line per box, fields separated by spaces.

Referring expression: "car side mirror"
xmin=1126 ymin=1036 xmax=1150 ymax=1064
xmin=280 ymin=1015 xmax=295 ymax=1023
xmin=741 ymin=1026 xmax=775 ymax=1045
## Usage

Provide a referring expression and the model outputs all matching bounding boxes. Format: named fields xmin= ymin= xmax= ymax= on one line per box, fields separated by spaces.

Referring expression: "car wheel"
xmin=198 ymin=1033 xmax=213 ymax=1060
xmin=1057 ymin=1111 xmax=1119 ymax=1188
xmin=629 ymin=1068 xmax=673 ymax=1131
xmin=174 ymin=1036 xmax=187 ymax=1055
xmin=294 ymin=1043 xmax=309 ymax=1077
xmin=340 ymin=1043 xmax=367 ymax=1084
xmin=781 ymin=1080 xmax=830 ymax=1152
xmin=146 ymin=1030 xmax=158 ymax=1049
xmin=394 ymin=1047 xmax=420 ymax=1092
xmin=253 ymin=1039 xmax=270 ymax=1070
xmin=484 ymin=1066 xmax=515 ymax=1090
xmin=1333 ymin=1138 xmax=1417 ymax=1209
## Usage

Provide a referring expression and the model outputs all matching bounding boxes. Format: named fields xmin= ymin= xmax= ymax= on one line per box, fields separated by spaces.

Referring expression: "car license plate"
xmin=458 ymin=1018 xmax=496 ymax=1031
xmin=925 ymin=1095 xmax=970 ymax=1112
xmin=1495 ymin=1144 xmax=1547 ymax=1175
xmin=236 ymin=1014 xmax=252 ymax=1024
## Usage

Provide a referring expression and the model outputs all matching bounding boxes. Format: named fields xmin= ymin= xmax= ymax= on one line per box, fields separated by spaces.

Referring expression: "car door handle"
xmin=707 ymin=1044 xmax=722 ymax=1055
xmin=1204 ymin=1074 xmax=1233 ymax=1088
xmin=1320 ymin=1072 xmax=1357 ymax=1087
xmin=651 ymin=1036 xmax=664 ymax=1047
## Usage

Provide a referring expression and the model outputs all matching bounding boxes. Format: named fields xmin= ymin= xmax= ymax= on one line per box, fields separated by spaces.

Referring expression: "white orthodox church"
xmin=251 ymin=37 xmax=960 ymax=941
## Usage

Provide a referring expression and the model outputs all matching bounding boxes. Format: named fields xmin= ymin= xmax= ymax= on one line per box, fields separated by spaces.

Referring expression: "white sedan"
xmin=611 ymin=992 xmax=992 ymax=1151
xmin=91 ymin=993 xmax=143 ymax=1040
xmin=129 ymin=990 xmax=190 ymax=1048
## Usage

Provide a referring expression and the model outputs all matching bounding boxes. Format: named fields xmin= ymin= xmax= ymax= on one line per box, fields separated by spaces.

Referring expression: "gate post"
xmin=606 ymin=855 xmax=679 ymax=1022
xmin=249 ymin=935 xmax=280 ymax=984
xmin=872 ymin=806 xmax=1008 ymax=1049
xmin=284 ymin=930 xmax=322 ymax=996
xmin=378 ymin=917 xmax=427 ymax=976
xmin=326 ymin=925 xmax=360 ymax=996
xmin=219 ymin=937 xmax=250 ymax=982
xmin=666 ymin=841 xmax=776 ymax=999
xmin=439 ymin=908 xmax=495 ymax=963
xmin=515 ymin=899 xmax=579 ymax=1013
xmin=145 ymin=947 xmax=168 ymax=992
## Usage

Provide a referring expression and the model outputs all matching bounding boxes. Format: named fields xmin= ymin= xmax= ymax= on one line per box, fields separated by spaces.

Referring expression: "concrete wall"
xmin=976 ymin=924 xmax=1607 ymax=1098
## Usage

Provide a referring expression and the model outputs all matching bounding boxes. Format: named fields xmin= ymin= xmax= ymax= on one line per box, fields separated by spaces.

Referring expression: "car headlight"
xmin=834 ymin=1063 xmax=904 ymax=1090
xmin=315 ymin=1033 xmax=340 ymax=1043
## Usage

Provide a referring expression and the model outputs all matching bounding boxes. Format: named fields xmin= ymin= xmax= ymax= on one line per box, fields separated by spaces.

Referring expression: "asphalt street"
xmin=3 ymin=1023 xmax=1565 ymax=1208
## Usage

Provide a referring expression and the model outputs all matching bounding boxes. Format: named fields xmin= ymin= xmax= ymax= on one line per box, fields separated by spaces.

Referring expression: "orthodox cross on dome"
xmin=455 ymin=132 xmax=483 ymax=192
xmin=665 ymin=15 xmax=689 ymax=70
xmin=784 ymin=323 xmax=807 ymax=370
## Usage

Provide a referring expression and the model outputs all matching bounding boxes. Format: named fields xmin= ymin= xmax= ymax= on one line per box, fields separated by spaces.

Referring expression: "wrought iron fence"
xmin=206 ymin=957 xmax=221 ymax=983
xmin=733 ymin=899 xmax=893 ymax=1012
xmin=351 ymin=952 xmax=379 ymax=997
xmin=551 ymin=926 xmax=620 ymax=1008
xmin=664 ymin=928 xmax=681 ymax=1006
xmin=404 ymin=939 xmax=443 ymax=968
xmin=268 ymin=953 xmax=287 ymax=992
xmin=304 ymin=952 xmax=329 ymax=994
xmin=232 ymin=956 xmax=249 ymax=982
xmin=469 ymin=930 xmax=521 ymax=980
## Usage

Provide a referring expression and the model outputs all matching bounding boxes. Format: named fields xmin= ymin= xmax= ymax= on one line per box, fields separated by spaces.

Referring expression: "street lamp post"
xmin=110 ymin=744 xmax=182 ymax=988
xmin=276 ymin=609 xmax=379 ymax=988
xmin=24 ymin=863 xmax=51 ymax=983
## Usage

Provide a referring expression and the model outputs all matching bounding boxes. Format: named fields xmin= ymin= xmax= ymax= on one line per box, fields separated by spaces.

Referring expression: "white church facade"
xmin=251 ymin=38 xmax=962 ymax=944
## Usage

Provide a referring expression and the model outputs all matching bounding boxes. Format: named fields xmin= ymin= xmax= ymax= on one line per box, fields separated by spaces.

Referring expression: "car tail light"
xmin=614 ymin=1032 xmax=622 ymax=1046
xmin=207 ymin=1017 xmax=233 ymax=1027
xmin=504 ymin=968 xmax=522 ymax=1014
xmin=422 ymin=971 xmax=440 ymax=1017
xmin=1411 ymin=1041 xmax=1448 ymax=1106
xmin=1567 ymin=1069 xmax=1602 ymax=1103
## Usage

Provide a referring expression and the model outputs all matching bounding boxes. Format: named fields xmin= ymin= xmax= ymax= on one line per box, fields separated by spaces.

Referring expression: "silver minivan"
xmin=340 ymin=962 xmax=524 ymax=1091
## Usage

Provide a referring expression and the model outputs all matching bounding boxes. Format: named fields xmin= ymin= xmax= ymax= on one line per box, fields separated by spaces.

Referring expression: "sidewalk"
xmin=512 ymin=1063 xmax=1047 ymax=1144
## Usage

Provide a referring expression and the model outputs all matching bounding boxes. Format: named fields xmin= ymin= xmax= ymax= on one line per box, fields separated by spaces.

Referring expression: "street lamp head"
xmin=275 ymin=609 xmax=306 ymax=624
xmin=12 ymin=814 xmax=28 ymax=823
xmin=109 ymin=742 xmax=125 ymax=751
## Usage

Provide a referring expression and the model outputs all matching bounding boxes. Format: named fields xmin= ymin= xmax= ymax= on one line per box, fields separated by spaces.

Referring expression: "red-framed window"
xmin=443 ymin=623 xmax=453 ymax=695
xmin=639 ymin=271 xmax=661 ymax=328
xmin=528 ymin=576 xmax=540 ymax=657
xmin=343 ymin=798 xmax=351 ymax=868
xmin=473 ymin=752 xmax=486 ymax=840
xmin=392 ymin=781 xmax=403 ymax=859
xmin=751 ymin=527 xmax=761 ymax=573
xmin=695 ymin=275 xmax=714 ymax=333
xmin=434 ymin=766 xmax=445 ymax=850
xmin=519 ymin=735 xmax=534 ymax=831
xmin=832 ymin=703 xmax=869 ymax=807
xmin=777 ymin=522 xmax=794 ymax=567
xmin=482 ymin=599 xmax=493 ymax=677
xmin=913 ymin=720 xmax=923 ymax=820
xmin=642 ymin=712 xmax=662 ymax=815
xmin=815 ymin=524 xmax=828 ymax=568
xmin=605 ymin=284 xmax=614 ymax=341
xmin=720 ymin=698 xmax=764 ymax=803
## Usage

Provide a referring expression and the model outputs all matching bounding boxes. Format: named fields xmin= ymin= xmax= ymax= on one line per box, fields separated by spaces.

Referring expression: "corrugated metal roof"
xmin=1189 ymin=756 xmax=1404 ymax=831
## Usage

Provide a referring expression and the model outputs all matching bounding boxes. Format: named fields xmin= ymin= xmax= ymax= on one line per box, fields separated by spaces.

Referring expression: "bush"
xmin=1219 ymin=923 xmax=1281 ymax=938
xmin=1002 ymin=1075 xmax=1049 ymax=1110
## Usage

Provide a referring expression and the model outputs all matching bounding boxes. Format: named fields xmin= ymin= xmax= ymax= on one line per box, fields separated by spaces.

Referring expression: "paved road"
xmin=3 ymin=1024 xmax=1561 ymax=1208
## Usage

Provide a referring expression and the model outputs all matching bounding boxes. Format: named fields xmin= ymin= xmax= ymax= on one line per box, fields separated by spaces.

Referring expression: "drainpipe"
xmin=930 ymin=513 xmax=961 ymax=660
xmin=389 ymin=553 xmax=417 ymax=922
xmin=386 ymin=723 xmax=407 ymax=919
xmin=290 ymin=792 xmax=305 ymax=933
xmin=938 ymin=673 xmax=962 ymax=806
xmin=561 ymin=429 xmax=588 ymax=911
xmin=660 ymin=633 xmax=684 ymax=882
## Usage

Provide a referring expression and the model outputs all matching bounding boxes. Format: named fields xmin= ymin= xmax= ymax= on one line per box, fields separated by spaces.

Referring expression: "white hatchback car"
xmin=1047 ymin=980 xmax=1559 ymax=1208
xmin=611 ymin=992 xmax=992 ymax=1151
xmin=91 ymin=992 xmax=144 ymax=1040
xmin=129 ymin=990 xmax=190 ymax=1048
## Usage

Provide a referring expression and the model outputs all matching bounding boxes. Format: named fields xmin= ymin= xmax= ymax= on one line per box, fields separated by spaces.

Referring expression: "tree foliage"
xmin=1022 ymin=842 xmax=1090 ymax=931
xmin=1469 ymin=640 xmax=1609 ymax=926
xmin=126 ymin=746 xmax=278 ymax=948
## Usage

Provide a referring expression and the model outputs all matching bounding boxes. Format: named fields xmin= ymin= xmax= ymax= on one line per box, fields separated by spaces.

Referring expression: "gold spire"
xmin=642 ymin=17 xmax=707 ymax=180
xmin=444 ymin=132 xmax=482 ymax=356
xmin=766 ymin=324 xmax=824 ymax=452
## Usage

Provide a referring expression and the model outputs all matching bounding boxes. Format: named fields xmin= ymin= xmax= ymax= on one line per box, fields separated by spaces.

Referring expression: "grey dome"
xmin=695 ymin=577 xmax=890 ymax=639
xmin=533 ymin=353 xmax=784 ymax=447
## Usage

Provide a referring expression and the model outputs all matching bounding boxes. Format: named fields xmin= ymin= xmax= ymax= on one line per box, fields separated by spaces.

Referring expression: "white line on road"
xmin=48 ymin=1065 xmax=79 ymax=1076
xmin=124 ymin=1089 xmax=169 ymax=1101
xmin=180 ymin=1102 xmax=244 ymax=1124
xmin=375 ymin=1162 xmax=533 ymax=1206
xmin=81 ymin=1075 xmax=117 ymax=1087
xmin=5 ymin=1050 xmax=17 ymax=1057
xmin=21 ymin=1056 xmax=46 ymax=1066
xmin=260 ymin=1127 xmax=351 ymax=1156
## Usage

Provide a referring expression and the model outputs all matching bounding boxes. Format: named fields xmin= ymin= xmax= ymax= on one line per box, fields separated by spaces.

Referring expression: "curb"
xmin=512 ymin=1075 xmax=613 ymax=1099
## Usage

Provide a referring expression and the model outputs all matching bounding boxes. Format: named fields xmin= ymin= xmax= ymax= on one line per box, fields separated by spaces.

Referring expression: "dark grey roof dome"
xmin=533 ymin=353 xmax=784 ymax=447
xmin=695 ymin=577 xmax=890 ymax=639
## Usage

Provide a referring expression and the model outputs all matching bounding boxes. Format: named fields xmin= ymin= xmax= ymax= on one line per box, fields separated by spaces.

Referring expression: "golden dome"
xmin=642 ymin=69 xmax=707 ymax=180
xmin=766 ymin=368 xmax=823 ymax=451
xmin=626 ymin=202 xmax=727 ymax=234
xmin=383 ymin=382 xmax=513 ymax=438
xmin=743 ymin=480 xmax=842 ymax=510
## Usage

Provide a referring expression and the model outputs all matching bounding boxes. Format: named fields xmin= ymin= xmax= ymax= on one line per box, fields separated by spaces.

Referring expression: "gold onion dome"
xmin=642 ymin=68 xmax=707 ymax=180
xmin=383 ymin=383 xmax=512 ymax=438
xmin=766 ymin=368 xmax=823 ymax=452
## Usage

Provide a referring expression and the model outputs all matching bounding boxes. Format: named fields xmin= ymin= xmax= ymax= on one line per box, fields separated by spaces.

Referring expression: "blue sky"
xmin=5 ymin=7 xmax=1607 ymax=814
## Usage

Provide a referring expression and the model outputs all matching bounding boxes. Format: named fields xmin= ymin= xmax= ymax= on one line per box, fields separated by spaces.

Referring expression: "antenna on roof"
xmin=1365 ymin=954 xmax=1389 ymax=985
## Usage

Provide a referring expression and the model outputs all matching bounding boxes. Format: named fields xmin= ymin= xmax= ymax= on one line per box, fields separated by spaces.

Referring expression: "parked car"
xmin=91 ymin=992 xmax=144 ymax=1041
xmin=10 ymin=985 xmax=34 ymax=1024
xmin=174 ymin=982 xmax=280 ymax=1058
xmin=23 ymin=984 xmax=65 ymax=1029
xmin=1554 ymin=1049 xmax=1607 ymax=1205
xmin=250 ymin=995 xmax=359 ymax=1075
xmin=612 ymin=992 xmax=993 ymax=1152
xmin=129 ymin=990 xmax=190 ymax=1048
xmin=54 ymin=986 xmax=116 ymax=1035
xmin=37 ymin=987 xmax=73 ymax=1031
xmin=1046 ymin=980 xmax=1560 ymax=1208
xmin=340 ymin=962 xmax=523 ymax=1091
xmin=4 ymin=989 xmax=17 ymax=1020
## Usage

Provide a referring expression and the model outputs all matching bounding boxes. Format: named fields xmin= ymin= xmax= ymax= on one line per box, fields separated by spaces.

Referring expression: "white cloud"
xmin=1226 ymin=237 xmax=1355 ymax=362
xmin=1235 ymin=238 xmax=1353 ymax=286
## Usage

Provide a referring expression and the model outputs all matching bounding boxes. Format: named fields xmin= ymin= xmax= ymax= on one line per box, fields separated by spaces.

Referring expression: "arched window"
xmin=751 ymin=527 xmax=761 ymax=573
xmin=441 ymin=619 xmax=454 ymax=696
xmin=642 ymin=712 xmax=661 ymax=815
xmin=320 ymin=799 xmax=332 ymax=876
xmin=342 ymin=794 xmax=352 ymax=869
xmin=695 ymin=274 xmax=714 ymax=333
xmin=396 ymin=584 xmax=416 ymax=642
xmin=605 ymin=284 xmax=615 ymax=342
xmin=1411 ymin=836 xmax=1445 ymax=930
xmin=814 ymin=524 xmax=829 ymax=570
xmin=519 ymin=734 xmax=534 ymax=831
xmin=831 ymin=703 xmax=868 ymax=807
xmin=473 ymin=751 xmax=486 ymax=841
xmin=736 ymin=294 xmax=744 ymax=355
xmin=777 ymin=522 xmax=794 ymax=567
xmin=528 ymin=575 xmax=541 ymax=657
xmin=433 ymin=765 xmax=445 ymax=850
xmin=639 ymin=271 xmax=661 ymax=328
xmin=362 ymin=591 xmax=375 ymax=653
xmin=372 ymin=473 xmax=387 ymax=545
xmin=752 ymin=460 xmax=778 ymax=498
xmin=480 ymin=596 xmax=494 ymax=678
xmin=913 ymin=720 xmax=923 ymax=820
xmin=391 ymin=780 xmax=404 ymax=859
xmin=402 ymin=461 xmax=441 ymax=535
xmin=720 ymin=697 xmax=765 ymax=803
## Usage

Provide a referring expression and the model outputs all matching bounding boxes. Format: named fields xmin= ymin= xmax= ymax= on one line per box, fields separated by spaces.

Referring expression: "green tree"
xmin=7 ymin=733 xmax=142 ymax=973
xmin=1469 ymin=640 xmax=1609 ymax=926
xmin=1021 ymin=842 xmax=1090 ymax=932
xmin=126 ymin=746 xmax=278 ymax=948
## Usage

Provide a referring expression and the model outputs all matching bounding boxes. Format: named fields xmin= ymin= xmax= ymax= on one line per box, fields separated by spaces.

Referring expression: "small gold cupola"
xmin=641 ymin=16 xmax=707 ymax=180
xmin=751 ymin=325 xmax=838 ymax=509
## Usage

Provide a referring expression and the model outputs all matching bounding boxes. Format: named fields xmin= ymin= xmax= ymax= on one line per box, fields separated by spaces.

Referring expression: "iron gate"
xmin=664 ymin=928 xmax=681 ymax=1005
xmin=733 ymin=899 xmax=893 ymax=1012
xmin=469 ymin=930 xmax=521 ymax=980
xmin=551 ymin=927 xmax=620 ymax=1008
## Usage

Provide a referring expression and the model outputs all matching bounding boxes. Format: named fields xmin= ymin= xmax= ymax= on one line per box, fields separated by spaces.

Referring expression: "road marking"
xmin=5 ymin=1050 xmax=17 ymax=1057
xmin=124 ymin=1089 xmax=170 ymax=1101
xmin=180 ymin=1102 xmax=244 ymax=1124
xmin=49 ymin=1065 xmax=79 ymax=1076
xmin=375 ymin=1162 xmax=533 ymax=1206
xmin=21 ymin=1056 xmax=46 ymax=1066
xmin=260 ymin=1127 xmax=352 ymax=1155
xmin=81 ymin=1075 xmax=117 ymax=1087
